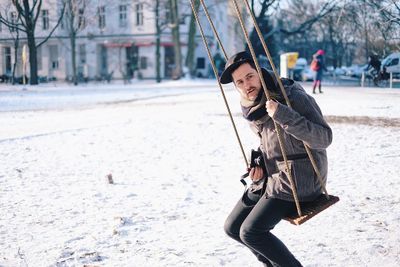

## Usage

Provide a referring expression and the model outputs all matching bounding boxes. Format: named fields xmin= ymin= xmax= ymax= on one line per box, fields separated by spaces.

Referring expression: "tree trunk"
xmin=362 ymin=0 xmax=369 ymax=61
xmin=12 ymin=31 xmax=20 ymax=85
xmin=70 ymin=31 xmax=77 ymax=85
xmin=66 ymin=0 xmax=78 ymax=85
xmin=328 ymin=22 xmax=338 ymax=69
xmin=155 ymin=0 xmax=161 ymax=83
xmin=169 ymin=0 xmax=182 ymax=79
xmin=11 ymin=0 xmax=64 ymax=85
xmin=185 ymin=0 xmax=199 ymax=77
xmin=20 ymin=0 xmax=39 ymax=85
xmin=27 ymin=30 xmax=38 ymax=85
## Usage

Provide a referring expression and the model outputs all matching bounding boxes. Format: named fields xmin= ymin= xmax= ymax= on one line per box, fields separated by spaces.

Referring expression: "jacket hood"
xmin=261 ymin=68 xmax=296 ymax=101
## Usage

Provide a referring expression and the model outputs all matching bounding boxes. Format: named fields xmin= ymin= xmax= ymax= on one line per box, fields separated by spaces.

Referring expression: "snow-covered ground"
xmin=0 ymin=80 xmax=399 ymax=267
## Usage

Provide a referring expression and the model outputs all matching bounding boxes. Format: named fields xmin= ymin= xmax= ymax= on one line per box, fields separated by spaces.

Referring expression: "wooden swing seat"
xmin=284 ymin=194 xmax=340 ymax=225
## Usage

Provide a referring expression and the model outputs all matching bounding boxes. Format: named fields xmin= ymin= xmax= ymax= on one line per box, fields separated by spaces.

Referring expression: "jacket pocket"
xmin=276 ymin=158 xmax=316 ymax=198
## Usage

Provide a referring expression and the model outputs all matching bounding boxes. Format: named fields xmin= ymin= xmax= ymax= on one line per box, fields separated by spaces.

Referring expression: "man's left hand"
xmin=249 ymin=166 xmax=264 ymax=183
xmin=266 ymin=100 xmax=278 ymax=117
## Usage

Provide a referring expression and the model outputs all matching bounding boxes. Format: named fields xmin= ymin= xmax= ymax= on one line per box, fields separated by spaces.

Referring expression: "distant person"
xmin=220 ymin=51 xmax=332 ymax=267
xmin=364 ymin=54 xmax=390 ymax=85
xmin=310 ymin=49 xmax=328 ymax=94
xmin=213 ymin=52 xmax=226 ymax=77
xmin=365 ymin=54 xmax=381 ymax=74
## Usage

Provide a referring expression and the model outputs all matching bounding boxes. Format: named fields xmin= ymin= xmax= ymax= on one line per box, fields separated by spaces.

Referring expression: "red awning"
xmin=103 ymin=43 xmax=133 ymax=48
xmin=160 ymin=42 xmax=186 ymax=47
xmin=103 ymin=42 xmax=187 ymax=48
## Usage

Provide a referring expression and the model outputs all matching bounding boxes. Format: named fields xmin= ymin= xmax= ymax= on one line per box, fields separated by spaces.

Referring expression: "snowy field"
xmin=0 ymin=80 xmax=399 ymax=267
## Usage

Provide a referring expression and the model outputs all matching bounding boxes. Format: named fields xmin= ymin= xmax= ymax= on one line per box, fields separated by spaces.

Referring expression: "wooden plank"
xmin=284 ymin=195 xmax=340 ymax=225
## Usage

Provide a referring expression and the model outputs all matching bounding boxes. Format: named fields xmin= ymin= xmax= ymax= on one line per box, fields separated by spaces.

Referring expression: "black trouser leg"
xmin=240 ymin=197 xmax=302 ymax=267
xmin=224 ymin=191 xmax=274 ymax=265
xmin=224 ymin=190 xmax=302 ymax=267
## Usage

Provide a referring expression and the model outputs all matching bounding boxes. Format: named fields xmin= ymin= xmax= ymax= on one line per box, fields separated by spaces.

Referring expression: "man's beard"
xmin=247 ymin=87 xmax=260 ymax=101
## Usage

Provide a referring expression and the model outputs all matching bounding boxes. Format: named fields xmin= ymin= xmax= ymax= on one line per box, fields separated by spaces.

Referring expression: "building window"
xmin=140 ymin=57 xmax=147 ymax=69
xmin=78 ymin=8 xmax=86 ymax=29
xmin=100 ymin=45 xmax=108 ymax=75
xmin=79 ymin=44 xmax=86 ymax=64
xmin=4 ymin=47 xmax=12 ymax=73
xmin=165 ymin=10 xmax=170 ymax=24
xmin=98 ymin=6 xmax=106 ymax=29
xmin=136 ymin=3 xmax=143 ymax=26
xmin=42 ymin=10 xmax=49 ymax=30
xmin=388 ymin=58 xmax=399 ymax=67
xmin=10 ymin=12 xmax=17 ymax=32
xmin=49 ymin=45 xmax=59 ymax=70
xmin=119 ymin=5 xmax=127 ymax=27
xmin=196 ymin=58 xmax=205 ymax=69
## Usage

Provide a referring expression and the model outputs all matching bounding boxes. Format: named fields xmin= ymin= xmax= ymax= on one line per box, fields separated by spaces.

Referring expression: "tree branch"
xmin=0 ymin=11 xmax=27 ymax=32
xmin=33 ymin=0 xmax=43 ymax=25
xmin=279 ymin=2 xmax=336 ymax=35
xmin=12 ymin=0 xmax=26 ymax=27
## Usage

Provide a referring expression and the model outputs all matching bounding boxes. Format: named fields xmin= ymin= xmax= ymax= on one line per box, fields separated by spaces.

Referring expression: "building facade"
xmin=0 ymin=0 xmax=246 ymax=82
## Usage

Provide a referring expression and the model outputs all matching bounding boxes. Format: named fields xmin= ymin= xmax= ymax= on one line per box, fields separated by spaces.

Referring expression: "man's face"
xmin=231 ymin=63 xmax=262 ymax=101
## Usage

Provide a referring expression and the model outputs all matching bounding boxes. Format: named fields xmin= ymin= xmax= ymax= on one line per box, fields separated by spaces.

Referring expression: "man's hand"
xmin=266 ymin=100 xmax=279 ymax=117
xmin=249 ymin=166 xmax=264 ymax=182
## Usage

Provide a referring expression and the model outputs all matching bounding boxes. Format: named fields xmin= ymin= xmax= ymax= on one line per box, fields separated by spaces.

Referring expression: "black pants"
xmin=224 ymin=189 xmax=302 ymax=267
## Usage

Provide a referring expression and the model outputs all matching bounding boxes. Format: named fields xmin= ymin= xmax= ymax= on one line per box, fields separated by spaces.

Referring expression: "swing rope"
xmin=189 ymin=0 xmax=249 ymax=170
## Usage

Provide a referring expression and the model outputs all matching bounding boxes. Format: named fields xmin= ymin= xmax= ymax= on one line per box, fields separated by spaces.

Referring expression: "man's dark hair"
xmin=230 ymin=61 xmax=257 ymax=82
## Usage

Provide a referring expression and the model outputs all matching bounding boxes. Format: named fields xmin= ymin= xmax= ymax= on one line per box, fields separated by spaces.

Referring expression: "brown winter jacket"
xmin=249 ymin=77 xmax=332 ymax=202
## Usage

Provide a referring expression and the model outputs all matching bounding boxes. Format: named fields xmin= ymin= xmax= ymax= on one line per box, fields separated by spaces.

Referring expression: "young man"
xmin=220 ymin=51 xmax=332 ymax=267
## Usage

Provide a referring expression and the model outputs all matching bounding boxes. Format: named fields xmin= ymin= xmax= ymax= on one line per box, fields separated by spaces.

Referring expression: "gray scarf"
xmin=240 ymin=91 xmax=270 ymax=124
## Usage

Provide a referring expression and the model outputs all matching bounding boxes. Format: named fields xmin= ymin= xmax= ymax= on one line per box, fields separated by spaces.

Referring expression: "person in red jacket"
xmin=311 ymin=49 xmax=328 ymax=94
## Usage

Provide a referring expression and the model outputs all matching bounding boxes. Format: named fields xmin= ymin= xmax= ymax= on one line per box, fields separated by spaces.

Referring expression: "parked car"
xmin=301 ymin=66 xmax=314 ymax=81
xmin=327 ymin=66 xmax=346 ymax=76
xmin=292 ymin=58 xmax=308 ymax=81
xmin=345 ymin=64 xmax=367 ymax=78
xmin=382 ymin=52 xmax=400 ymax=74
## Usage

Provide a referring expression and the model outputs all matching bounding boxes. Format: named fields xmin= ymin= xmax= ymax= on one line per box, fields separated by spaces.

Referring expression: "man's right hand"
xmin=249 ymin=166 xmax=264 ymax=182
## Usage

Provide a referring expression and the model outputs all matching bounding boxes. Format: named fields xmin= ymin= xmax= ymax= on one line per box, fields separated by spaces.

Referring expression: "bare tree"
xmin=367 ymin=0 xmax=400 ymax=54
xmin=152 ymin=0 xmax=185 ymax=80
xmin=248 ymin=0 xmax=280 ymax=63
xmin=62 ymin=0 xmax=96 ymax=85
xmin=369 ymin=0 xmax=400 ymax=26
xmin=337 ymin=0 xmax=400 ymax=62
xmin=169 ymin=0 xmax=182 ymax=79
xmin=155 ymin=0 xmax=162 ymax=82
xmin=247 ymin=0 xmax=336 ymax=65
xmin=0 ymin=0 xmax=65 ymax=85
xmin=185 ymin=0 xmax=199 ymax=78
